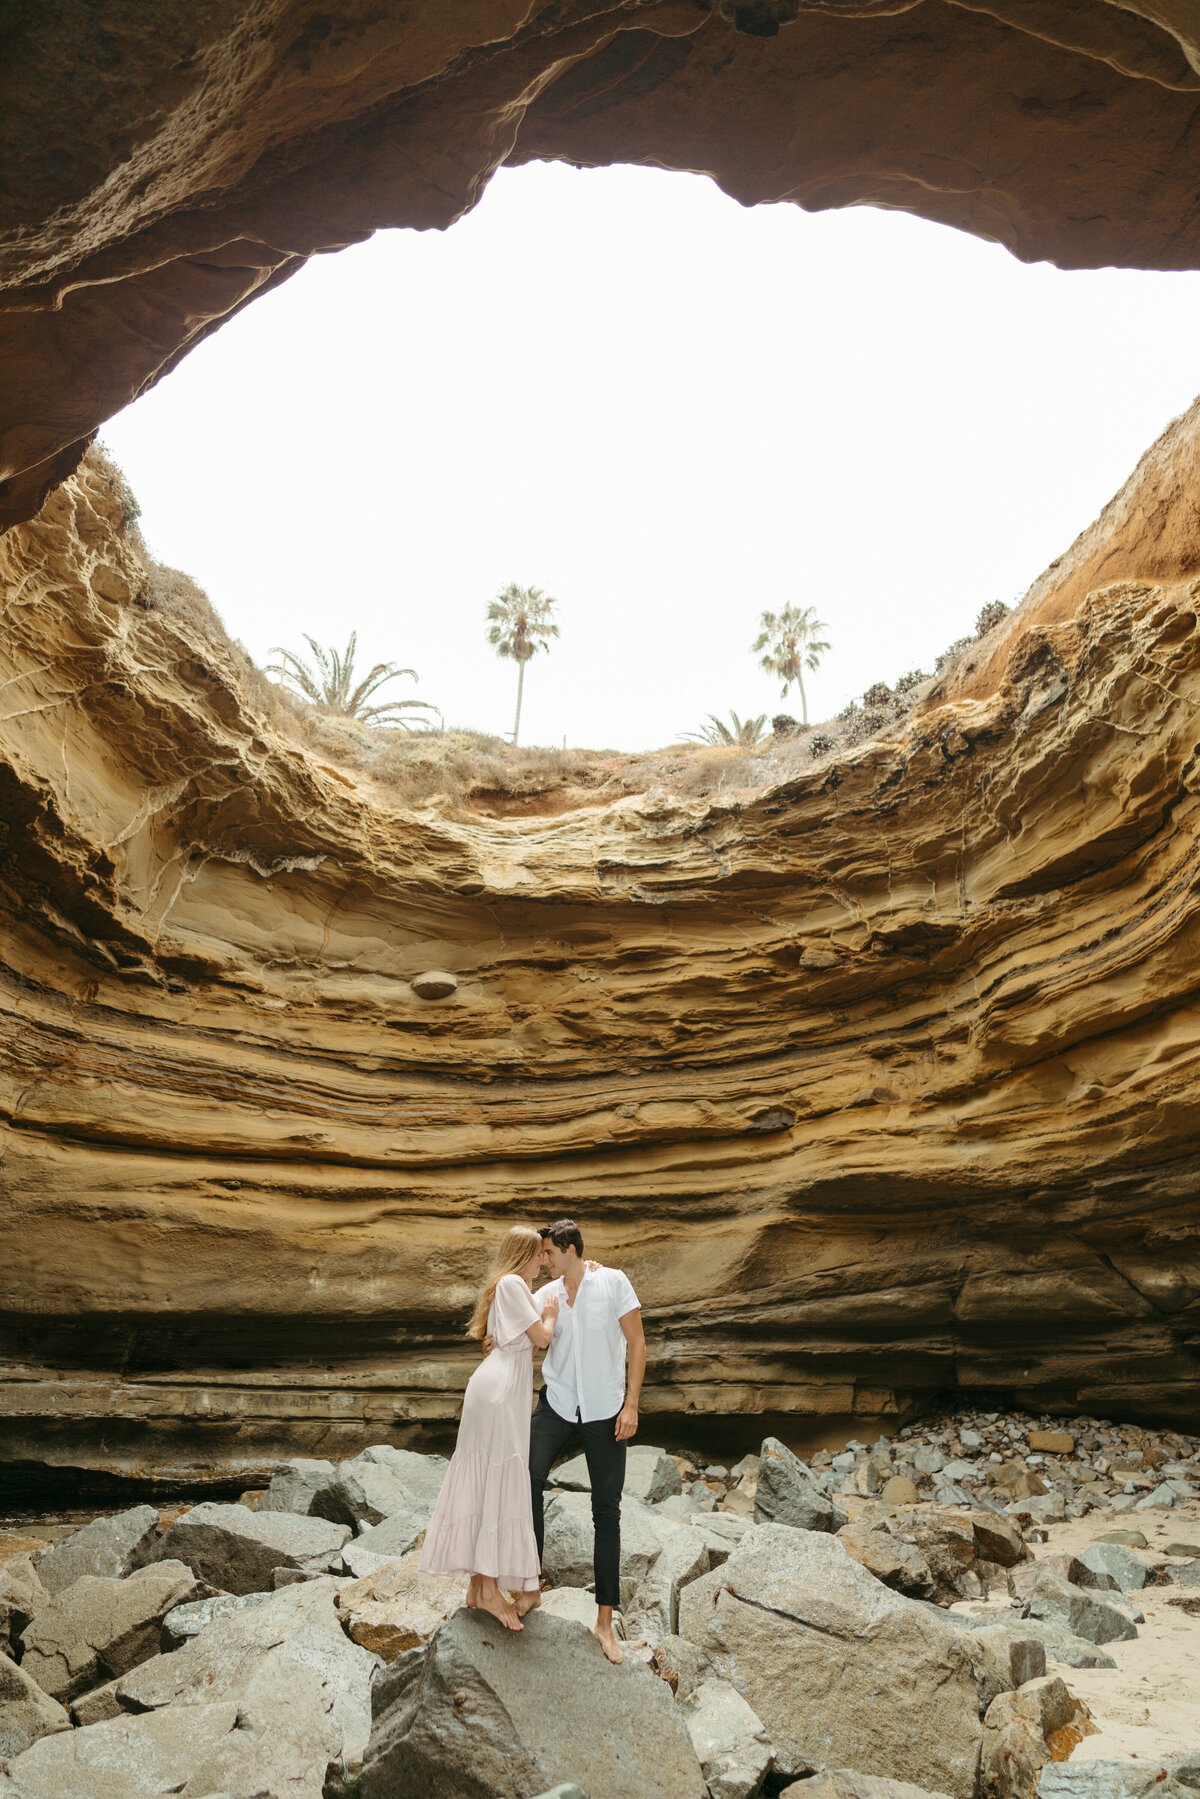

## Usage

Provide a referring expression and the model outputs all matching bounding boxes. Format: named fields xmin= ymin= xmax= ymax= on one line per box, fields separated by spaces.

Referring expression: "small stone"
xmin=960 ymin=1430 xmax=984 ymax=1450
xmin=410 ymin=969 xmax=458 ymax=999
xmin=1165 ymin=1541 xmax=1200 ymax=1557
xmin=879 ymin=1475 xmax=920 ymax=1506
xmin=1028 ymin=1432 xmax=1075 ymax=1455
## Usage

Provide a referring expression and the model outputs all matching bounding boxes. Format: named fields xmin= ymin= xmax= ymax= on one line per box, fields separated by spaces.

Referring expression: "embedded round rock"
xmin=411 ymin=970 xmax=457 ymax=1000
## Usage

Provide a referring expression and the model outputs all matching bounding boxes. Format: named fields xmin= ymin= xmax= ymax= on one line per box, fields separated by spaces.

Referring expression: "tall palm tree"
xmin=267 ymin=632 xmax=440 ymax=729
xmin=683 ymin=710 xmax=768 ymax=746
xmin=486 ymin=583 xmax=560 ymax=745
xmin=752 ymin=604 xmax=830 ymax=726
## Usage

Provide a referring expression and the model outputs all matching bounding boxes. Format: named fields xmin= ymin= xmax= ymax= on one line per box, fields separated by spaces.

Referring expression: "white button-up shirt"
xmin=540 ymin=1264 xmax=640 ymax=1424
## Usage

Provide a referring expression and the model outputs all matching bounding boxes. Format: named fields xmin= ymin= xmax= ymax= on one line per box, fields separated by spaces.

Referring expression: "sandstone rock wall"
xmin=6 ymin=0 xmax=1200 ymax=527
xmin=2 ymin=422 xmax=1199 ymax=1486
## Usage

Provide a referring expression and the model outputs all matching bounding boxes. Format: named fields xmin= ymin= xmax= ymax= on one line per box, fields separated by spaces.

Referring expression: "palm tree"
xmin=267 ymin=632 xmax=440 ymax=730
xmin=752 ymin=604 xmax=830 ymax=726
xmin=486 ymin=583 xmax=560 ymax=745
xmin=683 ymin=710 xmax=768 ymax=746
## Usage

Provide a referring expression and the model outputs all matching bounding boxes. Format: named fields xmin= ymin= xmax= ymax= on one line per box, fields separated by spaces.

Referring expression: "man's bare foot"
xmin=593 ymin=1612 xmax=623 ymax=1664
xmin=467 ymin=1575 xmax=523 ymax=1630
xmin=515 ymin=1589 xmax=541 ymax=1619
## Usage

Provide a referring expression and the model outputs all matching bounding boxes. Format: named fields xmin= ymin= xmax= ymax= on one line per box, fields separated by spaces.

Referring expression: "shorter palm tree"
xmin=752 ymin=604 xmax=830 ymax=726
xmin=267 ymin=632 xmax=440 ymax=730
xmin=486 ymin=583 xmax=560 ymax=745
xmin=683 ymin=711 xmax=768 ymax=746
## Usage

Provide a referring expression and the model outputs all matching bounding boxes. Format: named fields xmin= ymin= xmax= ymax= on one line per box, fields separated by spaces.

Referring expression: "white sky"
xmin=102 ymin=160 xmax=1200 ymax=753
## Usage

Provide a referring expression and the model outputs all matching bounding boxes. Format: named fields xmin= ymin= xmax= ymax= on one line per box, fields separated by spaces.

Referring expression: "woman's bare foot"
xmin=593 ymin=1606 xmax=624 ymax=1664
xmin=468 ymin=1575 xmax=523 ymax=1630
xmin=514 ymin=1589 xmax=541 ymax=1619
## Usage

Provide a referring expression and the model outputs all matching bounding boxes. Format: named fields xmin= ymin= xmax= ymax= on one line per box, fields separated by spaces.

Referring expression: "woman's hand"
xmin=541 ymin=1292 xmax=560 ymax=1325
xmin=585 ymin=1258 xmax=601 ymax=1272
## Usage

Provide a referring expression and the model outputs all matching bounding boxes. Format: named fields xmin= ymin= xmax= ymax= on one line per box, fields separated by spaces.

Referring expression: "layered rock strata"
xmin=2 ymin=403 xmax=1200 ymax=1484
xmin=6 ymin=0 xmax=1200 ymax=528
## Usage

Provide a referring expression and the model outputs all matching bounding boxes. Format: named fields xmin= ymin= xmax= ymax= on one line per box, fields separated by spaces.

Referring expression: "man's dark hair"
xmin=540 ymin=1217 xmax=584 ymax=1259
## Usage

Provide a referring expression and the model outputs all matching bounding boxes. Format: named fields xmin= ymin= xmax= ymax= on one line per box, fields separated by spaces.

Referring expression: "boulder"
xmin=344 ymin=1510 xmax=429 ymax=1575
xmin=0 ymin=1660 xmax=344 ymax=1798
xmin=1008 ymin=1569 xmax=1138 ymax=1645
xmin=678 ymin=1564 xmax=729 ymax=1645
xmin=979 ymin=1675 xmax=1095 ymax=1799
xmin=333 ymin=1552 xmax=467 ymax=1660
xmin=552 ymin=1445 xmax=683 ymax=1505
xmin=1030 ymin=1554 xmax=1118 ymax=1594
xmin=329 ymin=1607 xmax=706 ymax=1799
xmin=892 ymin=1507 xmax=980 ymax=1600
xmin=0 ymin=1653 xmax=70 ymax=1759
xmin=679 ymin=1676 xmax=772 ymax=1799
xmin=1165 ymin=1558 xmax=1200 ymax=1587
xmin=0 ymin=1560 xmax=47 ymax=1659
xmin=698 ymin=1524 xmax=985 ymax=1796
xmin=785 ymin=1775 xmax=955 ymax=1799
xmin=969 ymin=1512 xmax=1027 ymax=1569
xmin=141 ymin=1501 xmax=350 ymax=1594
xmin=310 ymin=1447 xmax=447 ymax=1533
xmin=19 ymin=1562 xmax=204 ymax=1702
xmin=541 ymin=1492 xmax=665 ymax=1608
xmin=1037 ymin=1755 xmax=1200 ymax=1799
xmin=1008 ymin=1493 xmax=1067 ymax=1525
xmin=880 ymin=1476 xmax=920 ymax=1506
xmin=837 ymin=1524 xmax=935 ymax=1599
xmin=959 ymin=1624 xmax=1047 ymax=1714
xmin=68 ymin=1677 xmax=122 ymax=1725
xmin=649 ymin=1633 xmax=714 ymax=1700
xmin=111 ymin=1577 xmax=378 ymax=1785
xmin=161 ymin=1590 xmax=271 ymax=1650
xmin=624 ymin=1521 xmax=710 ymax=1639
xmin=257 ymin=1457 xmax=336 ymax=1515
xmin=539 ymin=1587 xmax=624 ymax=1634
xmin=1028 ymin=1433 xmax=1075 ymax=1456
xmin=36 ymin=1507 xmax=159 ymax=1596
xmin=755 ymin=1439 xmax=847 ymax=1534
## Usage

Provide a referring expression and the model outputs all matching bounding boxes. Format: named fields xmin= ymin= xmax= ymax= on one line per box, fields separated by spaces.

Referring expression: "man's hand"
xmin=614 ymin=1401 xmax=639 ymax=1443
xmin=481 ymin=1333 xmax=494 ymax=1358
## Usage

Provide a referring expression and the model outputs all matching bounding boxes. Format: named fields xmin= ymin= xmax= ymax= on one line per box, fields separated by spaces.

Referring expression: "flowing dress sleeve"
xmin=490 ymin=1274 xmax=542 ymax=1350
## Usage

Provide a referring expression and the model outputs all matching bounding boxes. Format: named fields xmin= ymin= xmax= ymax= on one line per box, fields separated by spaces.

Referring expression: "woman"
xmin=418 ymin=1225 xmax=558 ymax=1631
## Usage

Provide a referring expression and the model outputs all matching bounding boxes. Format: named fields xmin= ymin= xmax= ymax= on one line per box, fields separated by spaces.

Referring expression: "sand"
xmin=951 ymin=1499 xmax=1200 ymax=1767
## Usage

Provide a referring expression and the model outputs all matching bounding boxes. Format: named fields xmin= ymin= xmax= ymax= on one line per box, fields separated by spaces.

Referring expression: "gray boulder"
xmin=786 ymin=1776 xmax=954 ymax=1799
xmin=1166 ymin=1558 xmax=1200 ymax=1587
xmin=161 ymin=1589 xmax=272 ymax=1650
xmin=755 ymin=1439 xmax=848 ymax=1534
xmin=552 ymin=1446 xmax=683 ymax=1505
xmin=648 ymin=1633 xmax=719 ymax=1701
xmin=0 ymin=1660 xmax=344 ymax=1797
xmin=678 ymin=1563 xmax=729 ymax=1646
xmin=1077 ymin=1542 xmax=1153 ymax=1589
xmin=912 ymin=1601 xmax=1118 ymax=1671
xmin=0 ymin=1653 xmax=70 ymax=1759
xmin=679 ymin=1676 xmax=772 ymax=1799
xmin=257 ymin=1457 xmax=336 ymax=1516
xmin=328 ymin=1606 xmax=706 ymax=1799
xmin=141 ymin=1501 xmax=350 ymax=1594
xmin=344 ymin=1507 xmax=430 ymax=1574
xmin=697 ymin=1524 xmax=984 ymax=1797
xmin=541 ymin=1492 xmax=665 ymax=1609
xmin=1038 ymin=1756 xmax=1200 ymax=1799
xmin=0 ymin=1560 xmax=48 ymax=1659
xmin=959 ymin=1624 xmax=1047 ymax=1715
xmin=19 ymin=1563 xmax=204 ymax=1703
xmin=624 ymin=1520 xmax=711 ymax=1639
xmin=310 ymin=1446 xmax=447 ymax=1533
xmin=36 ymin=1507 xmax=159 ymax=1596
xmin=1009 ymin=1568 xmax=1138 ymax=1645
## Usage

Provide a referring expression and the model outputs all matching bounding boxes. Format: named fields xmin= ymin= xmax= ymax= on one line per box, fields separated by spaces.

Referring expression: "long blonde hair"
xmin=467 ymin=1225 xmax=542 ymax=1340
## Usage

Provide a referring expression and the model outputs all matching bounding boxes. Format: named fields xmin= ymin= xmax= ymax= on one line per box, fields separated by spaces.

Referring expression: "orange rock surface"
xmin=6 ymin=1 xmax=1200 ymax=526
xmin=3 ymin=400 xmax=1200 ymax=1484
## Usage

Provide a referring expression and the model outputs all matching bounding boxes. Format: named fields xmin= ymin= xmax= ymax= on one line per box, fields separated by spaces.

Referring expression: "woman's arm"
xmin=525 ymin=1289 xmax=559 ymax=1350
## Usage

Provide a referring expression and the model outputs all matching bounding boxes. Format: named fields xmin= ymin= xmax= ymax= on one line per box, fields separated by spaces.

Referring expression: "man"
xmin=489 ymin=1216 xmax=645 ymax=1663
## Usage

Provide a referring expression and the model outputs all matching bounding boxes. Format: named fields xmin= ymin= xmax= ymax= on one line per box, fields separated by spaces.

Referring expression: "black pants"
xmin=529 ymin=1388 xmax=626 ymax=1609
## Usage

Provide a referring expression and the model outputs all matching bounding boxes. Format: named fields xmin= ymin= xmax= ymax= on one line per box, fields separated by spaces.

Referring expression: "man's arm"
xmin=615 ymin=1308 xmax=645 ymax=1443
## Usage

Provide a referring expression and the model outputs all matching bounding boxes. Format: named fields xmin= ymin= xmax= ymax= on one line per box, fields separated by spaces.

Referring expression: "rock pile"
xmin=0 ymin=1416 xmax=1183 ymax=1798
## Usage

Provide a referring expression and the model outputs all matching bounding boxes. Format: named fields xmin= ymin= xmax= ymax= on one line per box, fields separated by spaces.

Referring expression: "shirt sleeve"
xmin=611 ymin=1268 xmax=640 ymax=1318
xmin=491 ymin=1274 xmax=543 ymax=1350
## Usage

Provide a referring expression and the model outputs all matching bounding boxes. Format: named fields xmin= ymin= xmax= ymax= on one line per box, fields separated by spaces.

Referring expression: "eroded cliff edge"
xmin=2 ymin=409 xmax=1199 ymax=1490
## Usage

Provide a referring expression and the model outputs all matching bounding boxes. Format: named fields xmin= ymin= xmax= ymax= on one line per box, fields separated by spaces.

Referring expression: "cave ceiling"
xmin=4 ymin=0 xmax=1200 ymax=530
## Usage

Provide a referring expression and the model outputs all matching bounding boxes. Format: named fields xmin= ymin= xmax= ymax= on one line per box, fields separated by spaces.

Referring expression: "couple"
xmin=418 ymin=1218 xmax=645 ymax=1664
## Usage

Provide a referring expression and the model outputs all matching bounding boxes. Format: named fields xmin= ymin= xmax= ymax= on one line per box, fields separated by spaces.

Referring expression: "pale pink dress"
xmin=418 ymin=1273 xmax=542 ymax=1592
